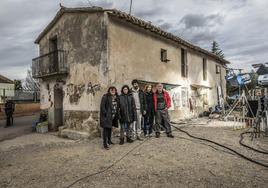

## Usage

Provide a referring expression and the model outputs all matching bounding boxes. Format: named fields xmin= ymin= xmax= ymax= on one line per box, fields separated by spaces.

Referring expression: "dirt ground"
xmin=0 ymin=119 xmax=268 ymax=188
xmin=0 ymin=114 xmax=39 ymax=141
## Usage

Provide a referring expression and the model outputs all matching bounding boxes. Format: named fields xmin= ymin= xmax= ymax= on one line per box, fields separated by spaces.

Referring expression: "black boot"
xmin=126 ymin=137 xmax=134 ymax=143
xmin=156 ymin=132 xmax=160 ymax=138
xmin=108 ymin=140 xmax=114 ymax=145
xmin=119 ymin=138 xmax=124 ymax=145
xmin=167 ymin=133 xmax=174 ymax=138
xmin=103 ymin=144 xmax=110 ymax=150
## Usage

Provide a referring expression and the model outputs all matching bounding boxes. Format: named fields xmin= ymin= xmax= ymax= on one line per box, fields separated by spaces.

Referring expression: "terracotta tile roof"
xmin=0 ymin=74 xmax=14 ymax=84
xmin=34 ymin=7 xmax=231 ymax=65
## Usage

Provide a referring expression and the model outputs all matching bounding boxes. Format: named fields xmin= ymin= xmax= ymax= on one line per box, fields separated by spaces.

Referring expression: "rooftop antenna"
xmin=129 ymin=0 xmax=133 ymax=15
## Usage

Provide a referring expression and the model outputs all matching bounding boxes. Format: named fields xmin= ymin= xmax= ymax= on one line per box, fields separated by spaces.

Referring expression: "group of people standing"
xmin=100 ymin=80 xmax=174 ymax=150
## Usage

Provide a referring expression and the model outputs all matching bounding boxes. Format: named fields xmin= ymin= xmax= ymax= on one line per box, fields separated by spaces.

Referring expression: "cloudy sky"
xmin=0 ymin=0 xmax=267 ymax=80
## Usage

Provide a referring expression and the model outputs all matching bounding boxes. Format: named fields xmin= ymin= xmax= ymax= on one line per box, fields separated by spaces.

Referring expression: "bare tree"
xmin=23 ymin=68 xmax=40 ymax=91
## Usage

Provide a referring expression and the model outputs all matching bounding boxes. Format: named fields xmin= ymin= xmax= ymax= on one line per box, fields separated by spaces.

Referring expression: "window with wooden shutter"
xmin=181 ymin=48 xmax=188 ymax=77
xmin=216 ymin=64 xmax=221 ymax=74
xmin=161 ymin=49 xmax=169 ymax=62
xmin=203 ymin=58 xmax=207 ymax=81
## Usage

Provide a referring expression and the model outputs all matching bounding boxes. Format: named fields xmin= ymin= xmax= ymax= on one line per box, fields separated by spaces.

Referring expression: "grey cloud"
xmin=172 ymin=13 xmax=224 ymax=46
xmin=74 ymin=0 xmax=114 ymax=8
xmin=134 ymin=9 xmax=159 ymax=18
xmin=180 ymin=13 xmax=223 ymax=29
xmin=158 ymin=22 xmax=173 ymax=30
xmin=94 ymin=0 xmax=113 ymax=8
xmin=0 ymin=0 xmax=57 ymax=78
xmin=190 ymin=31 xmax=218 ymax=44
xmin=0 ymin=0 xmax=268 ymax=79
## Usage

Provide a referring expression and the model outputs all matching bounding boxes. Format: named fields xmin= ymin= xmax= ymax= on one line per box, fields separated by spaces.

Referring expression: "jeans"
xmin=144 ymin=114 xmax=154 ymax=135
xmin=102 ymin=127 xmax=112 ymax=147
xmin=120 ymin=122 xmax=132 ymax=138
xmin=155 ymin=109 xmax=172 ymax=134
xmin=133 ymin=110 xmax=142 ymax=138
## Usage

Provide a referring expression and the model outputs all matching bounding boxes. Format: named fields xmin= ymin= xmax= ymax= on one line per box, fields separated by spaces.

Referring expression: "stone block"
xmin=60 ymin=129 xmax=90 ymax=140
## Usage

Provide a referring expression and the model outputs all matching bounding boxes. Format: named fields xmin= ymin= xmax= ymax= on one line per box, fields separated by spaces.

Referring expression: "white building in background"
xmin=0 ymin=74 xmax=14 ymax=104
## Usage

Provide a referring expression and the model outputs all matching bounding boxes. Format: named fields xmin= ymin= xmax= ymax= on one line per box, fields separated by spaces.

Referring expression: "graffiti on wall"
xmin=172 ymin=92 xmax=181 ymax=107
xmin=181 ymin=87 xmax=189 ymax=108
xmin=66 ymin=82 xmax=101 ymax=104
xmin=66 ymin=83 xmax=85 ymax=104
xmin=87 ymin=82 xmax=101 ymax=96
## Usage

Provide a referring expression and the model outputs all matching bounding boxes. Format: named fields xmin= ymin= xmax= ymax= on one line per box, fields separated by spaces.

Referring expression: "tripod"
xmin=223 ymin=89 xmax=255 ymax=122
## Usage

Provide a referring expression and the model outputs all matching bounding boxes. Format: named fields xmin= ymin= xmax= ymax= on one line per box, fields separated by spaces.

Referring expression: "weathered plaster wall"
xmin=108 ymin=17 xmax=226 ymax=119
xmin=36 ymin=11 xmax=227 ymax=134
xmin=108 ymin=18 xmax=180 ymax=87
xmin=38 ymin=12 xmax=108 ymax=133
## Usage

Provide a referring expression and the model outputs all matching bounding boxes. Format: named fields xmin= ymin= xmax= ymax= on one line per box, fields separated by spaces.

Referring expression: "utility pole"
xmin=129 ymin=0 xmax=133 ymax=15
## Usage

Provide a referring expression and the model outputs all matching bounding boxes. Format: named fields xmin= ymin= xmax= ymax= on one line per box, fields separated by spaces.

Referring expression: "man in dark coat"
xmin=4 ymin=100 xmax=15 ymax=128
xmin=119 ymin=85 xmax=137 ymax=145
xmin=100 ymin=86 xmax=120 ymax=150
xmin=131 ymin=79 xmax=147 ymax=140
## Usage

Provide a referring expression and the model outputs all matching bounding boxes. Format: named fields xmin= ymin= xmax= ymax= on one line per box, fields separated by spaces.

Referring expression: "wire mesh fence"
xmin=11 ymin=90 xmax=40 ymax=103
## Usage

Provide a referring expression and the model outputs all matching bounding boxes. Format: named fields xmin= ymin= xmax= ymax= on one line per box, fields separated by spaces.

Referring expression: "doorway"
xmin=53 ymin=86 xmax=63 ymax=131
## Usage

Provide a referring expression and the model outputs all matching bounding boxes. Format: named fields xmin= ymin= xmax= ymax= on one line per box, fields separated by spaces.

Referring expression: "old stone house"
xmin=32 ymin=6 xmax=230 ymax=138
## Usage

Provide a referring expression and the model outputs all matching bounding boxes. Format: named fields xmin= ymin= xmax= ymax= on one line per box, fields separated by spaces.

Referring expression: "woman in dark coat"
xmin=100 ymin=86 xmax=120 ymax=150
xmin=119 ymin=85 xmax=137 ymax=145
xmin=144 ymin=84 xmax=155 ymax=137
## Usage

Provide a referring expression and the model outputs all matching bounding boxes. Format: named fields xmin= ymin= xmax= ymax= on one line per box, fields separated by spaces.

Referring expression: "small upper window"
xmin=161 ymin=49 xmax=169 ymax=62
xmin=216 ymin=65 xmax=221 ymax=74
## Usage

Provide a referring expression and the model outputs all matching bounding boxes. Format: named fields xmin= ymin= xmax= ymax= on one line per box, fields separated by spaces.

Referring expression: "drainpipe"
xmin=219 ymin=66 xmax=225 ymax=114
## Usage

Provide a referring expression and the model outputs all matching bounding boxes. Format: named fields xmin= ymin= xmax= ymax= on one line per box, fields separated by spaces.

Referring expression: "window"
xmin=161 ymin=49 xmax=169 ymax=62
xmin=216 ymin=65 xmax=221 ymax=74
xmin=49 ymin=36 xmax=58 ymax=52
xmin=181 ymin=48 xmax=188 ymax=77
xmin=203 ymin=58 xmax=207 ymax=81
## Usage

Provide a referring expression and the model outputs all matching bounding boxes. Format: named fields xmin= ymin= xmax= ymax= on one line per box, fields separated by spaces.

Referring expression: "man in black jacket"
xmin=131 ymin=80 xmax=147 ymax=140
xmin=4 ymin=100 xmax=15 ymax=128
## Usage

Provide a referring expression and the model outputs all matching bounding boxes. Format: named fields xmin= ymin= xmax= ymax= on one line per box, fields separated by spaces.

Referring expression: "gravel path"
xmin=0 ymin=115 xmax=38 ymax=142
xmin=0 ymin=123 xmax=268 ymax=188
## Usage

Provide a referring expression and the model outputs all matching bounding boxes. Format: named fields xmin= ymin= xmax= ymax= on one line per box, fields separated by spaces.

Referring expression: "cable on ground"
xmin=170 ymin=122 xmax=268 ymax=168
xmin=239 ymin=131 xmax=268 ymax=154
xmin=65 ymin=138 xmax=149 ymax=188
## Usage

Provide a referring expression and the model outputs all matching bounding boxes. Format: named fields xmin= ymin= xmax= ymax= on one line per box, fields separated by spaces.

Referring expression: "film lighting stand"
xmin=224 ymin=88 xmax=255 ymax=121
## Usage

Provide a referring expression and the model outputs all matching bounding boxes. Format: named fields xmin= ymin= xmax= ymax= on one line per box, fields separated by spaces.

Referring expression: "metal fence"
xmin=11 ymin=90 xmax=40 ymax=103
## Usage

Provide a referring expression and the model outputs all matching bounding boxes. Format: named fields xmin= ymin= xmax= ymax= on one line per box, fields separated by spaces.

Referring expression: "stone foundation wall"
xmin=64 ymin=110 xmax=100 ymax=137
